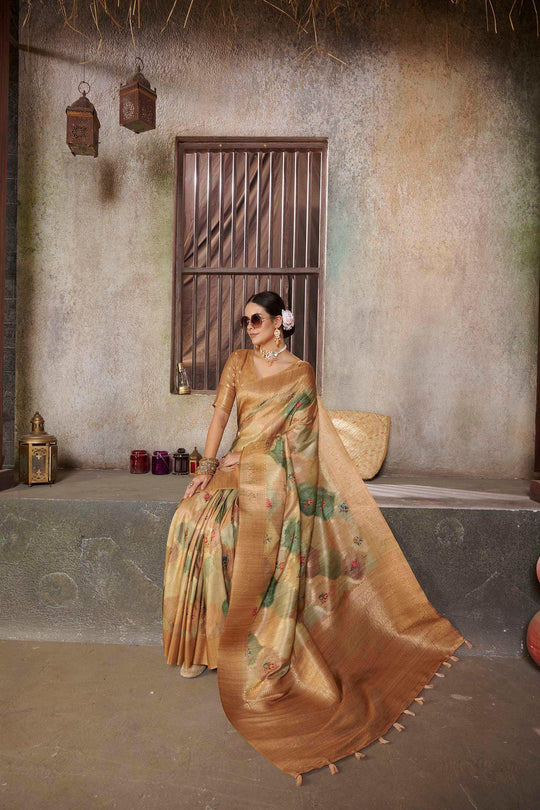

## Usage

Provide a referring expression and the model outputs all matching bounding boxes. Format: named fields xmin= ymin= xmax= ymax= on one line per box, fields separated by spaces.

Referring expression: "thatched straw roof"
xmin=18 ymin=1 xmax=540 ymax=63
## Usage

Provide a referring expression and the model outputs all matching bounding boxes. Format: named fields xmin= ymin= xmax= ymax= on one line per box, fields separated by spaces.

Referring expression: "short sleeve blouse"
xmin=212 ymin=351 xmax=238 ymax=415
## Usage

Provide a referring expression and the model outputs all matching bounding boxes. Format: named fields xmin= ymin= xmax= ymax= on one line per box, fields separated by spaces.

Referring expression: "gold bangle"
xmin=195 ymin=457 xmax=219 ymax=476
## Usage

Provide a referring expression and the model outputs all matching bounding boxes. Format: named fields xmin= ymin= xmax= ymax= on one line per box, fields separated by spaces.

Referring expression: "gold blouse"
xmin=212 ymin=349 xmax=309 ymax=419
xmin=211 ymin=351 xmax=241 ymax=416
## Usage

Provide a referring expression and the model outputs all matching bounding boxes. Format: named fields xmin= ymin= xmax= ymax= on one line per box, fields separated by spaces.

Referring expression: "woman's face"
xmin=244 ymin=302 xmax=280 ymax=348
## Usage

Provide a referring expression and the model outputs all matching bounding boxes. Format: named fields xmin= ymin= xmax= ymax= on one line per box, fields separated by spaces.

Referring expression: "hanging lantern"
xmin=18 ymin=412 xmax=58 ymax=486
xmin=66 ymin=81 xmax=100 ymax=157
xmin=119 ymin=58 xmax=157 ymax=134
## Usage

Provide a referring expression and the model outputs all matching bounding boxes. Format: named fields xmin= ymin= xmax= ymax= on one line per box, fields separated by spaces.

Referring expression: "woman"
xmin=163 ymin=291 xmax=468 ymax=784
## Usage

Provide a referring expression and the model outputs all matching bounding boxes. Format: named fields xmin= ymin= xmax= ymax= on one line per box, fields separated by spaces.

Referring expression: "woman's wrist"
xmin=194 ymin=456 xmax=219 ymax=476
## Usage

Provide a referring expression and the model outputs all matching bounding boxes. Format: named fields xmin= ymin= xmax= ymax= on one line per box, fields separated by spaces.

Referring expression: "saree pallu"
xmin=163 ymin=349 xmax=467 ymax=780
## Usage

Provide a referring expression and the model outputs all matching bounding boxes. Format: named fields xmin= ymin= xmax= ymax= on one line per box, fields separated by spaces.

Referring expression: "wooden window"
xmin=171 ymin=137 xmax=327 ymax=392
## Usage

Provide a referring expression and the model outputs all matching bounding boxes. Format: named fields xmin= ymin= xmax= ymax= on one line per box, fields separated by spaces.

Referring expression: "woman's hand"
xmin=182 ymin=473 xmax=213 ymax=500
xmin=218 ymin=451 xmax=241 ymax=468
xmin=182 ymin=452 xmax=241 ymax=499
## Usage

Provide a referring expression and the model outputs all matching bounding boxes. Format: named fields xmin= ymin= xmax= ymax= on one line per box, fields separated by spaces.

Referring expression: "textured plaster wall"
xmin=15 ymin=2 xmax=539 ymax=476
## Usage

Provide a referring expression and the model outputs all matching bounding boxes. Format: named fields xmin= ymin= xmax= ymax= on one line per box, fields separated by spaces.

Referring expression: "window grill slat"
xmin=292 ymin=151 xmax=298 ymax=269
xmin=243 ymin=153 xmax=249 ymax=268
xmin=256 ymin=151 xmax=261 ymax=268
xmin=218 ymin=152 xmax=224 ymax=268
xmin=192 ymin=273 xmax=198 ymax=381
xmin=216 ymin=273 xmax=222 ymax=384
xmin=230 ymin=152 xmax=236 ymax=268
xmin=241 ymin=274 xmax=247 ymax=349
xmin=229 ymin=273 xmax=234 ymax=355
xmin=193 ymin=153 xmax=199 ymax=269
xmin=305 ymin=151 xmax=311 ymax=268
xmin=317 ymin=152 xmax=323 ymax=268
xmin=206 ymin=152 xmax=211 ymax=268
xmin=268 ymin=151 xmax=273 ymax=268
xmin=204 ymin=273 xmax=210 ymax=388
xmin=280 ymin=153 xmax=286 ymax=268
xmin=290 ymin=273 xmax=296 ymax=354
xmin=186 ymin=267 xmax=319 ymax=275
xmin=303 ymin=274 xmax=309 ymax=360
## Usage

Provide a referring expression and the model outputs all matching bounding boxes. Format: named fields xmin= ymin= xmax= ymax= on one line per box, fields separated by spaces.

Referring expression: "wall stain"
xmin=98 ymin=159 xmax=120 ymax=204
xmin=80 ymin=536 xmax=160 ymax=621
xmin=38 ymin=572 xmax=78 ymax=606
xmin=435 ymin=517 xmax=465 ymax=546
xmin=0 ymin=513 xmax=36 ymax=563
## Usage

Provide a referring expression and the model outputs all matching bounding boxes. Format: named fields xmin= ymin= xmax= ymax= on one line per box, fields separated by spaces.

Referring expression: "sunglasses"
xmin=240 ymin=314 xmax=272 ymax=329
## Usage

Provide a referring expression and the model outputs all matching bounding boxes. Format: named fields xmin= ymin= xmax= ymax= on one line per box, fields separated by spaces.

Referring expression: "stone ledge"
xmin=0 ymin=470 xmax=538 ymax=656
xmin=1 ymin=468 xmax=537 ymax=510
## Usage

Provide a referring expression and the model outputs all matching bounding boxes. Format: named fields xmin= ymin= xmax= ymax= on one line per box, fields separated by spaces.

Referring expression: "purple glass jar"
xmin=130 ymin=450 xmax=150 ymax=474
xmin=152 ymin=451 xmax=171 ymax=475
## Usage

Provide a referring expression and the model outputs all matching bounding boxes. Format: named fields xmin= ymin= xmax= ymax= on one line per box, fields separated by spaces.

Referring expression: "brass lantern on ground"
xmin=18 ymin=412 xmax=58 ymax=486
xmin=119 ymin=58 xmax=156 ymax=133
xmin=66 ymin=81 xmax=100 ymax=157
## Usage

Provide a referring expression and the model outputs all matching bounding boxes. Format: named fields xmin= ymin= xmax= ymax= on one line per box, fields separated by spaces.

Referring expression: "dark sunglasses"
xmin=240 ymin=314 xmax=272 ymax=329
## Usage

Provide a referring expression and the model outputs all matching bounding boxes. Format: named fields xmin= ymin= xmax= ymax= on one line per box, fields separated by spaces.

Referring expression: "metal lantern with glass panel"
xmin=18 ymin=412 xmax=58 ymax=486
xmin=66 ymin=82 xmax=100 ymax=157
xmin=119 ymin=59 xmax=156 ymax=133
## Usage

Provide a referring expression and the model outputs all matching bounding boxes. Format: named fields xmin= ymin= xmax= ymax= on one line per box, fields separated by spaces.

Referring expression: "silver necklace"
xmin=259 ymin=345 xmax=287 ymax=364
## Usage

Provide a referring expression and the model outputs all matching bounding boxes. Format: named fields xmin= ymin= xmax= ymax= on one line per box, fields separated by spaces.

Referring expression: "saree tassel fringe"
xmin=295 ymin=774 xmax=303 ymax=786
xmin=322 ymin=638 xmax=468 ymax=774
xmin=328 ymin=762 xmax=339 ymax=775
xmin=464 ymin=639 xmax=473 ymax=648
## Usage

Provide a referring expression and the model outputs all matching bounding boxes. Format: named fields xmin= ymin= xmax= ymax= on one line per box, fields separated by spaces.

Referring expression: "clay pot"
xmin=526 ymin=610 xmax=540 ymax=666
xmin=526 ymin=555 xmax=540 ymax=666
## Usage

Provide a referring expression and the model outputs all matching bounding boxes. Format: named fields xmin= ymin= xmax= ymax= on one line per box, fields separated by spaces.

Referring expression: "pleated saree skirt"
xmin=162 ymin=464 xmax=240 ymax=669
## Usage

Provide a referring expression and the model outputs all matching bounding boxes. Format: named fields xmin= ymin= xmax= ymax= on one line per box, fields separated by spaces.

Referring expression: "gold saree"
xmin=163 ymin=349 xmax=468 ymax=780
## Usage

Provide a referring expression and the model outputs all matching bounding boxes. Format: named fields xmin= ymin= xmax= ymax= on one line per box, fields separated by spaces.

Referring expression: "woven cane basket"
xmin=327 ymin=410 xmax=391 ymax=480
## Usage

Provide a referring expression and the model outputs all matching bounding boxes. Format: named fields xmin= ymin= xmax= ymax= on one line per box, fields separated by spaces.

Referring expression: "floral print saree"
xmin=163 ymin=349 xmax=467 ymax=780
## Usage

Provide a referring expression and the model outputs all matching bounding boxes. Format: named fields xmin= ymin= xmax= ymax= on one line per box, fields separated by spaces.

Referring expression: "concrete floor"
xmin=0 ymin=642 xmax=538 ymax=810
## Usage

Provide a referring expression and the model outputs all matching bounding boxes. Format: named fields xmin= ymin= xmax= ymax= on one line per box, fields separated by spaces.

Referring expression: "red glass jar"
xmin=130 ymin=450 xmax=150 ymax=474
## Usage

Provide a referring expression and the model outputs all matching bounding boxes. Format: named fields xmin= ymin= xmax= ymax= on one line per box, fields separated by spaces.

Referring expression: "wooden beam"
xmin=0 ymin=0 xmax=9 ymax=469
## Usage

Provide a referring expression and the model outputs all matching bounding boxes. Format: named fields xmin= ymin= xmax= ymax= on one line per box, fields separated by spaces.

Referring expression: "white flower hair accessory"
xmin=281 ymin=309 xmax=295 ymax=330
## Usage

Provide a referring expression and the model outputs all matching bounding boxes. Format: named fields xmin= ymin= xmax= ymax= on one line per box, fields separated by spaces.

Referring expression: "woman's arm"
xmin=203 ymin=406 xmax=230 ymax=458
xmin=182 ymin=406 xmax=240 ymax=499
xmin=183 ymin=351 xmax=241 ymax=499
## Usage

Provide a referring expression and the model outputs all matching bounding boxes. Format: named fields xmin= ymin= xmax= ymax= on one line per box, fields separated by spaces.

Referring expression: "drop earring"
xmin=274 ymin=328 xmax=281 ymax=347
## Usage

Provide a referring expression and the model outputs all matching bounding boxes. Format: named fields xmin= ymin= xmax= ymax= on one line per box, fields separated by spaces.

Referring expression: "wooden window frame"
xmin=170 ymin=136 xmax=328 ymax=394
